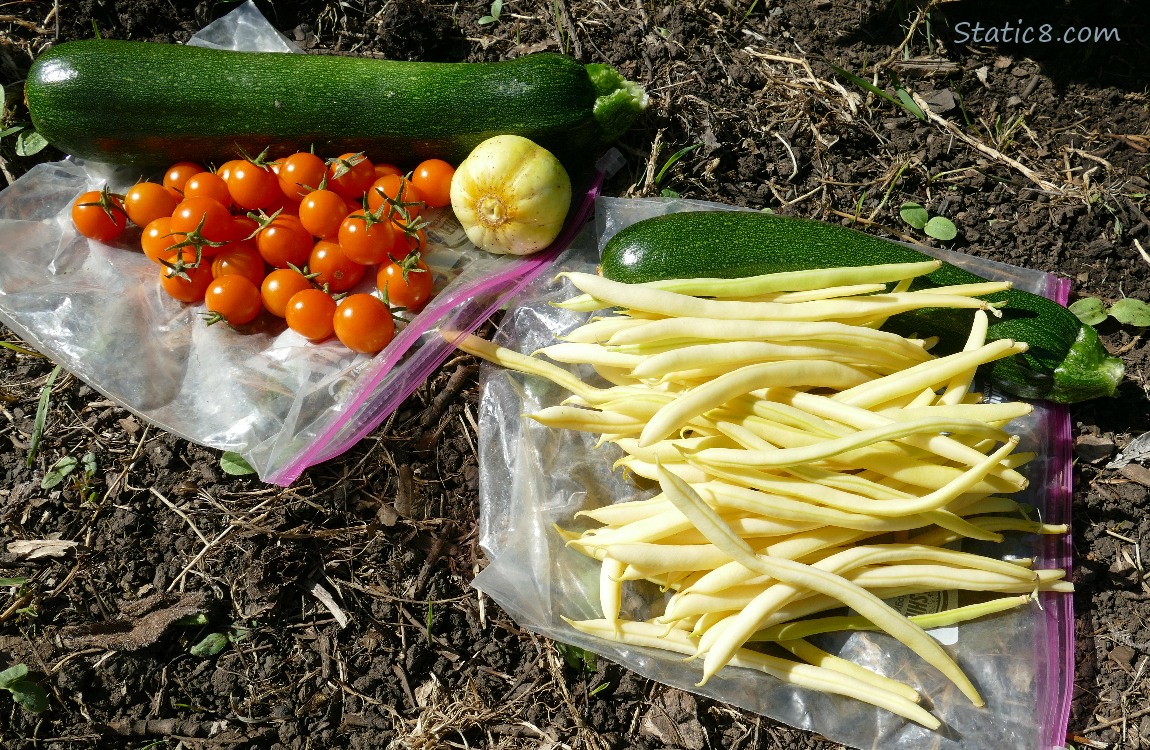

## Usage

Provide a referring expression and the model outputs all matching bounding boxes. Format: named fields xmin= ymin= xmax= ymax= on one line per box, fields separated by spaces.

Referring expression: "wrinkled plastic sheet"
xmin=474 ymin=198 xmax=1073 ymax=750
xmin=0 ymin=2 xmax=575 ymax=484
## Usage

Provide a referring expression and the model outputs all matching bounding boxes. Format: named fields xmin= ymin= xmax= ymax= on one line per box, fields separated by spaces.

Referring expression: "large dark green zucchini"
xmin=25 ymin=40 xmax=647 ymax=168
xmin=599 ymin=210 xmax=1125 ymax=404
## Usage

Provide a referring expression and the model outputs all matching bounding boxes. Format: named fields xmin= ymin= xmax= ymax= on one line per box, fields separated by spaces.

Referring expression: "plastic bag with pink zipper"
xmin=472 ymin=196 xmax=1074 ymax=750
xmin=0 ymin=1 xmax=620 ymax=486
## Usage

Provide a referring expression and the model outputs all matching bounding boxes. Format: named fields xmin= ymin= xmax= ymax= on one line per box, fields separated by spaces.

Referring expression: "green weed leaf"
xmin=190 ymin=632 xmax=230 ymax=657
xmin=655 ymin=143 xmax=701 ymax=186
xmin=924 ymin=216 xmax=958 ymax=241
xmin=27 ymin=365 xmax=61 ymax=467
xmin=219 ymin=451 xmax=255 ymax=476
xmin=0 ymin=664 xmax=46 ymax=712
xmin=555 ymin=642 xmax=597 ymax=672
xmin=9 ymin=680 xmax=48 ymax=712
xmin=478 ymin=0 xmax=502 ymax=23
xmin=15 ymin=130 xmax=48 ymax=157
xmin=41 ymin=455 xmax=79 ymax=490
xmin=1108 ymin=298 xmax=1150 ymax=327
xmin=0 ymin=664 xmax=28 ymax=688
xmin=1069 ymin=297 xmax=1109 ymax=326
xmin=0 ymin=577 xmax=28 ymax=587
xmin=899 ymin=202 xmax=929 ymax=229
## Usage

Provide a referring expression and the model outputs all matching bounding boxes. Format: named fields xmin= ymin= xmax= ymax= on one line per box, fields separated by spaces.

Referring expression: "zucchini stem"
xmin=585 ymin=63 xmax=650 ymax=144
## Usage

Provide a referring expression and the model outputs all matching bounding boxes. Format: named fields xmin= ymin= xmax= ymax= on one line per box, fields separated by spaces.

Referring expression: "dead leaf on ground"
xmin=60 ymin=591 xmax=208 ymax=651
xmin=7 ymin=539 xmax=78 ymax=560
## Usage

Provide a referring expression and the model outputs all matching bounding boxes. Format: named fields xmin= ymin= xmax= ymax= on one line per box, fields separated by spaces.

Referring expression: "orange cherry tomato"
xmin=183 ymin=171 xmax=233 ymax=207
xmin=140 ymin=216 xmax=185 ymax=264
xmin=169 ymin=196 xmax=233 ymax=243
xmin=217 ymin=159 xmax=246 ymax=184
xmin=410 ymin=158 xmax=455 ymax=208
xmin=298 ymin=189 xmax=351 ymax=239
xmin=333 ymin=294 xmax=395 ymax=354
xmin=309 ymin=240 xmax=366 ymax=293
xmin=204 ymin=274 xmax=263 ymax=326
xmin=277 ymin=151 xmax=327 ymax=201
xmin=226 ymin=160 xmax=282 ymax=210
xmin=261 ymin=267 xmax=315 ymax=318
xmin=123 ymin=181 xmax=178 ymax=227
xmin=158 ymin=248 xmax=213 ymax=303
xmin=373 ymin=162 xmax=403 ymax=179
xmin=211 ymin=243 xmax=267 ymax=287
xmin=326 ymin=152 xmax=376 ymax=201
xmin=71 ymin=189 xmax=127 ymax=242
xmin=285 ymin=288 xmax=337 ymax=342
xmin=378 ymin=256 xmax=434 ymax=313
xmin=256 ymin=213 xmax=312 ymax=269
xmin=337 ymin=212 xmax=396 ymax=266
xmin=390 ymin=218 xmax=428 ymax=261
xmin=162 ymin=161 xmax=205 ymax=200
xmin=366 ymin=173 xmax=424 ymax=221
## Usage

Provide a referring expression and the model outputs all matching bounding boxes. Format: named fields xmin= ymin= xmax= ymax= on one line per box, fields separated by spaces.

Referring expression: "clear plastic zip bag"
xmin=0 ymin=1 xmax=613 ymax=485
xmin=473 ymin=197 xmax=1073 ymax=750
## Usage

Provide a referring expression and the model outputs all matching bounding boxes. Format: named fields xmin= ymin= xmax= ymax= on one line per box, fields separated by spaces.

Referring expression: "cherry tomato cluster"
xmin=70 ymin=150 xmax=457 ymax=354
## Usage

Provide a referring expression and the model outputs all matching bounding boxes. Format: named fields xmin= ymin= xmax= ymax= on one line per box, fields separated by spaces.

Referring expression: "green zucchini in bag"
xmin=599 ymin=210 xmax=1124 ymax=404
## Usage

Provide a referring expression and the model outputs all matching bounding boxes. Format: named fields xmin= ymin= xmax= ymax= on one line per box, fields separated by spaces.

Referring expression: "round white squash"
xmin=449 ymin=134 xmax=572 ymax=255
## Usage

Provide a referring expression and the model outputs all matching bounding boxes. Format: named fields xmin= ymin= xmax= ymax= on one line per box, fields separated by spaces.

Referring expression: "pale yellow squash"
xmin=449 ymin=134 xmax=572 ymax=255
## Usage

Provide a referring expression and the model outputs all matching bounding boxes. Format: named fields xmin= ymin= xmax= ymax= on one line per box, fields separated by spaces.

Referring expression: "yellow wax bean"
xmin=832 ymin=339 xmax=1027 ymax=409
xmin=686 ymin=418 xmax=1012 ymax=473
xmin=771 ymin=390 xmax=1030 ymax=488
xmin=937 ymin=309 xmax=990 ymax=405
xmin=777 ymin=638 xmax=923 ymax=703
xmin=614 ymin=457 xmax=711 ymax=484
xmin=639 ymin=360 xmax=875 ymax=447
xmin=562 ymin=260 xmax=942 ymax=303
xmin=878 ymin=402 xmax=1033 ymax=424
xmin=629 ymin=340 xmax=918 ymax=379
xmin=564 ymin=618 xmax=942 ymax=729
xmin=534 ymin=342 xmax=646 ymax=370
xmin=658 ymin=467 xmax=984 ymax=705
xmin=612 ymin=435 xmax=734 ymax=464
xmin=909 ymin=281 xmax=1013 ymax=297
xmin=600 ymin=557 xmax=625 ymax=629
xmin=529 ymin=405 xmax=646 ymax=435
xmin=845 ymin=564 xmax=1064 ymax=593
xmin=745 ymin=283 xmax=889 ymax=303
xmin=751 ymin=595 xmax=1033 ymax=643
xmin=605 ymin=317 xmax=934 ymax=359
xmin=558 ymin=271 xmax=990 ymax=322
xmin=561 ymin=315 xmax=657 ymax=343
xmin=448 ymin=331 xmax=600 ymax=401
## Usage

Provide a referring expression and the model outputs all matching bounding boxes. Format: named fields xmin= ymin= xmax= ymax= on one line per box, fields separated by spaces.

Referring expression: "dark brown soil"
xmin=1 ymin=1 xmax=1148 ymax=748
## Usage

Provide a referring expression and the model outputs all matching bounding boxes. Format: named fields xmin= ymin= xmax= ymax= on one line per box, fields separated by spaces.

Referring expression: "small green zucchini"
xmin=599 ymin=210 xmax=1124 ymax=404
xmin=25 ymin=40 xmax=648 ymax=168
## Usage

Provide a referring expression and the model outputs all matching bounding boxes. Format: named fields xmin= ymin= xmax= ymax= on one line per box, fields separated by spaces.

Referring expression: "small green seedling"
xmin=0 ymin=124 xmax=49 ymax=157
xmin=479 ymin=0 xmax=503 ymax=25
xmin=899 ymin=202 xmax=957 ymax=241
xmin=655 ymin=143 xmax=702 ymax=198
xmin=0 ymin=664 xmax=49 ymax=713
xmin=189 ymin=624 xmax=251 ymax=657
xmin=555 ymin=642 xmax=597 ymax=673
xmin=26 ymin=365 xmax=61 ymax=468
xmin=825 ymin=61 xmax=926 ymax=121
xmin=219 ymin=451 xmax=255 ymax=476
xmin=1070 ymin=296 xmax=1150 ymax=327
